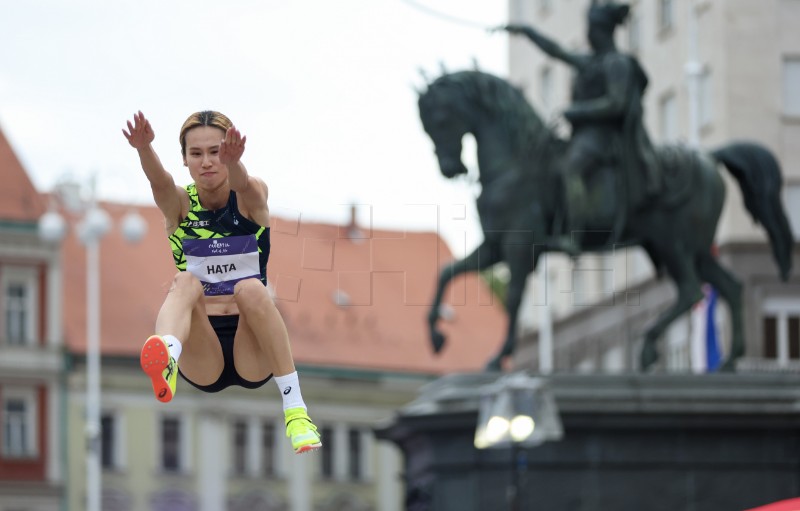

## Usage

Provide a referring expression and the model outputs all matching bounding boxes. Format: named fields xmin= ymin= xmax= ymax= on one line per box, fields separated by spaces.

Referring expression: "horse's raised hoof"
xmin=640 ymin=343 xmax=659 ymax=371
xmin=431 ymin=330 xmax=446 ymax=354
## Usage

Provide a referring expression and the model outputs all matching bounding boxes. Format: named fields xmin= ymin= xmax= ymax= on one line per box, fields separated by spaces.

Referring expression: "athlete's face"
xmin=183 ymin=126 xmax=227 ymax=188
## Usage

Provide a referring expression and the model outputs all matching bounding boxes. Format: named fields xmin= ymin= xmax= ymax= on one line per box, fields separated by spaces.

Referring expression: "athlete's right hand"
xmin=122 ymin=111 xmax=155 ymax=149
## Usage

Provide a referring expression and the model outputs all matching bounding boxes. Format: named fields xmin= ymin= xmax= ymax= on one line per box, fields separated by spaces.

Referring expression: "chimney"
xmin=346 ymin=203 xmax=365 ymax=241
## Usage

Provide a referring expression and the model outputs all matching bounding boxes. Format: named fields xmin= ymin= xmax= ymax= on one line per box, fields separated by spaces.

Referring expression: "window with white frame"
xmin=160 ymin=416 xmax=186 ymax=473
xmin=261 ymin=421 xmax=275 ymax=477
xmin=347 ymin=429 xmax=363 ymax=481
xmin=2 ymin=266 xmax=39 ymax=346
xmin=782 ymin=56 xmax=800 ymax=117
xmin=101 ymin=412 xmax=125 ymax=470
xmin=317 ymin=424 xmax=371 ymax=482
xmin=2 ymin=387 xmax=38 ymax=459
xmin=659 ymin=92 xmax=678 ymax=141
xmin=231 ymin=419 xmax=248 ymax=476
xmin=762 ymin=298 xmax=800 ymax=366
xmin=228 ymin=418 xmax=278 ymax=478
xmin=699 ymin=67 xmax=714 ymax=128
xmin=320 ymin=425 xmax=334 ymax=480
xmin=659 ymin=0 xmax=674 ymax=31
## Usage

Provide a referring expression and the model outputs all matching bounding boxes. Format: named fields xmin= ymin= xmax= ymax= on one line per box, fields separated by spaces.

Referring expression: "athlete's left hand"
xmin=220 ymin=127 xmax=246 ymax=165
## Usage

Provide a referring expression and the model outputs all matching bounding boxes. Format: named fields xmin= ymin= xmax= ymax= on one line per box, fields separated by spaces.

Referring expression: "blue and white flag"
xmin=690 ymin=285 xmax=722 ymax=373
xmin=704 ymin=287 xmax=722 ymax=371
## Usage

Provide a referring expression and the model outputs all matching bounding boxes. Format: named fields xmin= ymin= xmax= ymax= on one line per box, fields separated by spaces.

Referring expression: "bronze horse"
xmin=418 ymin=70 xmax=793 ymax=371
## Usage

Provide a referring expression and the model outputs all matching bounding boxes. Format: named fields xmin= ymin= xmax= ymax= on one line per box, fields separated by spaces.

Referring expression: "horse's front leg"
xmin=640 ymin=246 xmax=704 ymax=370
xmin=485 ymin=243 xmax=537 ymax=371
xmin=429 ymin=241 xmax=501 ymax=354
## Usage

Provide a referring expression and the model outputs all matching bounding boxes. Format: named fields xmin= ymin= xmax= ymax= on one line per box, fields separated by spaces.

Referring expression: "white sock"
xmin=274 ymin=372 xmax=306 ymax=411
xmin=161 ymin=335 xmax=182 ymax=362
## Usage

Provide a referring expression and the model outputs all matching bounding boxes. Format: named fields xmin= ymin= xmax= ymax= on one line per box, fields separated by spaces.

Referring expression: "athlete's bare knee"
xmin=233 ymin=279 xmax=271 ymax=310
xmin=169 ymin=271 xmax=204 ymax=298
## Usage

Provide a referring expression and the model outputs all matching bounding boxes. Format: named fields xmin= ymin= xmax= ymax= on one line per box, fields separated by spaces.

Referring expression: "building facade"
xmin=66 ymin=363 xmax=426 ymax=511
xmin=0 ymin=116 xmax=508 ymax=510
xmin=48 ymin=189 xmax=506 ymax=511
xmin=508 ymin=0 xmax=800 ymax=373
xmin=0 ymin=131 xmax=65 ymax=510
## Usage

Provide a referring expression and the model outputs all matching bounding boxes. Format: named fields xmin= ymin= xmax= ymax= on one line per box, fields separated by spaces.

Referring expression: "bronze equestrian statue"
xmin=418 ymin=3 xmax=793 ymax=372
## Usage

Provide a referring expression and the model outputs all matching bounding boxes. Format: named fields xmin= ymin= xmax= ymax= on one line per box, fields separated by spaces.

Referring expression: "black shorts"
xmin=178 ymin=315 xmax=273 ymax=393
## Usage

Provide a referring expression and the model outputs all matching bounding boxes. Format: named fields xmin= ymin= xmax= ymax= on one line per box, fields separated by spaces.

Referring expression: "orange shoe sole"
xmin=140 ymin=335 xmax=173 ymax=403
xmin=295 ymin=443 xmax=322 ymax=454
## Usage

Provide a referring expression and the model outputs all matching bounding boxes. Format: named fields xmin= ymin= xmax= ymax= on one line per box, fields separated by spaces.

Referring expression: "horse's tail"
xmin=712 ymin=142 xmax=794 ymax=281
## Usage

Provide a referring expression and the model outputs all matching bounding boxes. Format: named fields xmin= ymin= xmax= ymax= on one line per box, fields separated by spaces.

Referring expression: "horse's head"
xmin=418 ymin=70 xmax=553 ymax=182
xmin=417 ymin=74 xmax=473 ymax=178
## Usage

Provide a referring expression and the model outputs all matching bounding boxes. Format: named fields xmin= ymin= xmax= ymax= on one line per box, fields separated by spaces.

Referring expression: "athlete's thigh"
xmin=232 ymin=317 xmax=273 ymax=382
xmin=178 ymin=303 xmax=225 ymax=386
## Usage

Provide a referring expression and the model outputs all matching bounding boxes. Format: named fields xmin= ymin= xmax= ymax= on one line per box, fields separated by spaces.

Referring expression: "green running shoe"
xmin=285 ymin=407 xmax=322 ymax=454
xmin=140 ymin=335 xmax=178 ymax=403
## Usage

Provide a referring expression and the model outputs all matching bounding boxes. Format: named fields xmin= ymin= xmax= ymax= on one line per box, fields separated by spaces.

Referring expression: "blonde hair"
xmin=178 ymin=111 xmax=233 ymax=156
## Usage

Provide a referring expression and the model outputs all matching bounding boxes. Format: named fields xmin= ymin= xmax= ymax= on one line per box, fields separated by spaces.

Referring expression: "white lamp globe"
xmin=77 ymin=207 xmax=111 ymax=244
xmin=121 ymin=210 xmax=148 ymax=244
xmin=38 ymin=211 xmax=67 ymax=244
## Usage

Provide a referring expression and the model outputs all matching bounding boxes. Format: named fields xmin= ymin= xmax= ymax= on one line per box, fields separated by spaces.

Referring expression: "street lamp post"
xmin=82 ymin=204 xmax=108 ymax=511
xmin=39 ymin=177 xmax=146 ymax=511
xmin=474 ymin=372 xmax=563 ymax=510
xmin=510 ymin=442 xmax=530 ymax=511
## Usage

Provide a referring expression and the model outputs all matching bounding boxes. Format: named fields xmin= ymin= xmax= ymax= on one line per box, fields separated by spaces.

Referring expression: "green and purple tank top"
xmin=168 ymin=183 xmax=271 ymax=296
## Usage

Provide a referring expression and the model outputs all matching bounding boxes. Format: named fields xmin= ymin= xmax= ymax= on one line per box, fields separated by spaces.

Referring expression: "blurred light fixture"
xmin=474 ymin=372 xmax=562 ymax=449
xmin=474 ymin=372 xmax=563 ymax=510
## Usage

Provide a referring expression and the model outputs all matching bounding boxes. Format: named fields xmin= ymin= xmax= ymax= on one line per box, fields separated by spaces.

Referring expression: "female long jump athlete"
xmin=123 ymin=110 xmax=321 ymax=454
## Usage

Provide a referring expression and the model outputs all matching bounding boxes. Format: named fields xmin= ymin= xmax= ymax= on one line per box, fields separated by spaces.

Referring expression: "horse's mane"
xmin=420 ymin=70 xmax=563 ymax=164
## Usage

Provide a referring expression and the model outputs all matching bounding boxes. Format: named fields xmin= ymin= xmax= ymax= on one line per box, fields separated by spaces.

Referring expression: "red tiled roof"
xmin=0 ymin=129 xmax=45 ymax=221
xmin=61 ymin=203 xmax=507 ymax=375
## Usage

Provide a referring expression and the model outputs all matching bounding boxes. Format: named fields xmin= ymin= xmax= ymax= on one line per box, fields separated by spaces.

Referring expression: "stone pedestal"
xmin=375 ymin=372 xmax=800 ymax=511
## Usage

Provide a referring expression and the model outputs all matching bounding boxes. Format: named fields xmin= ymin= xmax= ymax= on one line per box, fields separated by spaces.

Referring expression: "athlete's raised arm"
xmin=219 ymin=126 xmax=270 ymax=227
xmin=123 ymin=111 xmax=185 ymax=231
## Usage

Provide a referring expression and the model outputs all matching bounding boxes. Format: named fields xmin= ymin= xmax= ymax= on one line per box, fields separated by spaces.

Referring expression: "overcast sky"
xmin=0 ymin=0 xmax=509 ymax=254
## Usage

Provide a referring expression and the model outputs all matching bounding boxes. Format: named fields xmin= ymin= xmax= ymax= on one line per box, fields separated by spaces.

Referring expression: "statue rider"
xmin=497 ymin=1 xmax=661 ymax=255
